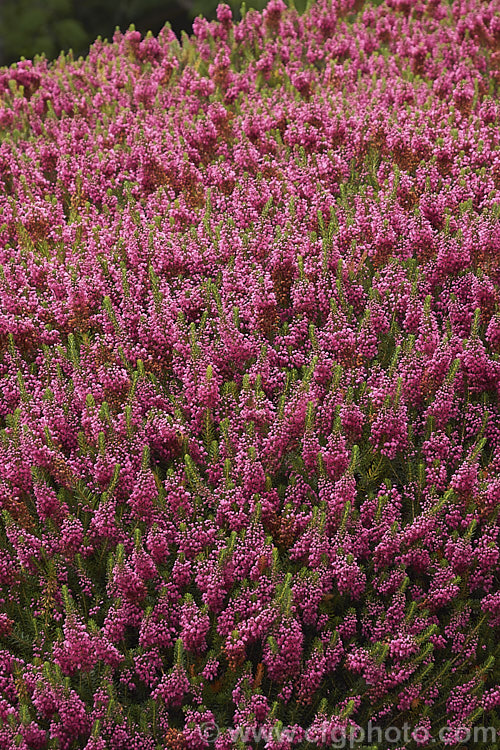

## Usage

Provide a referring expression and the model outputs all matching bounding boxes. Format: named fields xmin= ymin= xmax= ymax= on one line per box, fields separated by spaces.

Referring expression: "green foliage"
xmin=0 ymin=0 xmax=191 ymax=65
xmin=0 ymin=0 xmax=88 ymax=63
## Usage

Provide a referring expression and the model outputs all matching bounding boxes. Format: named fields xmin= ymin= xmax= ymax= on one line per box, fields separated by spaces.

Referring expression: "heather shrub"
xmin=0 ymin=0 xmax=499 ymax=748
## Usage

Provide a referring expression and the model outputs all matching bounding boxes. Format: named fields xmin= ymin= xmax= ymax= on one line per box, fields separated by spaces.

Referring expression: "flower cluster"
xmin=0 ymin=0 xmax=499 ymax=747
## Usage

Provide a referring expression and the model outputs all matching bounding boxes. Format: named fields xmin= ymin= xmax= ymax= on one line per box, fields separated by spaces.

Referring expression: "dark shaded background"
xmin=0 ymin=0 xmax=267 ymax=66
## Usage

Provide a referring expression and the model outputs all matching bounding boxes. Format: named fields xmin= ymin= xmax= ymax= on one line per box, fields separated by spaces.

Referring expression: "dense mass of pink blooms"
xmin=0 ymin=0 xmax=500 ymax=747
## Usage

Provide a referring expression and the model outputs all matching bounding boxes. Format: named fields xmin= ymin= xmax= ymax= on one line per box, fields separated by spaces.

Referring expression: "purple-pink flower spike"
xmin=0 ymin=0 xmax=500 ymax=747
